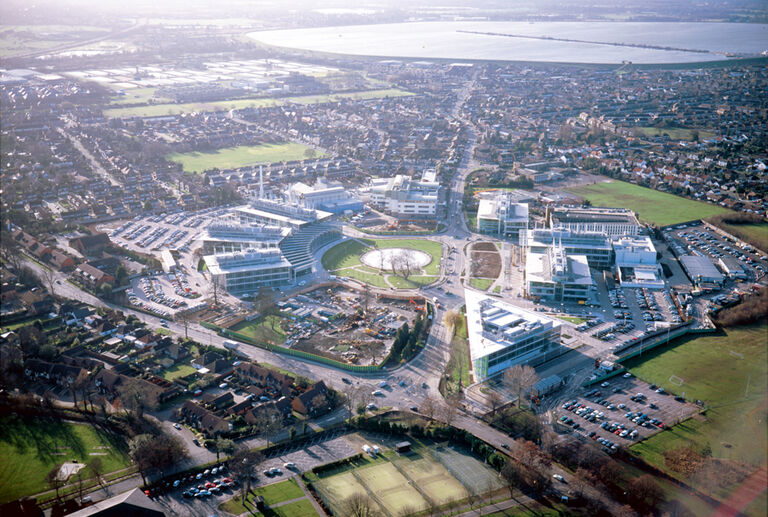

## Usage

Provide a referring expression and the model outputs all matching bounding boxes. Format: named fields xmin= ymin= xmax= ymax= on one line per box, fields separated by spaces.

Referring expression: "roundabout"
xmin=360 ymin=247 xmax=431 ymax=271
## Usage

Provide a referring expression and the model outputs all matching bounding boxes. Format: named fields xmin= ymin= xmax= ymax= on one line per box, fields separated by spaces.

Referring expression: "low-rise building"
xmin=368 ymin=172 xmax=440 ymax=218
xmin=465 ymin=291 xmax=562 ymax=381
xmin=204 ymin=249 xmax=293 ymax=294
xmin=548 ymin=206 xmax=640 ymax=237
xmin=680 ymin=255 xmax=725 ymax=288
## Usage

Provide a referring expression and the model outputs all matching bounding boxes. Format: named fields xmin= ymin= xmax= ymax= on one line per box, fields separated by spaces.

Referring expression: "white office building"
xmin=200 ymin=222 xmax=290 ymax=255
xmin=234 ymin=198 xmax=332 ymax=229
xmin=525 ymin=245 xmax=594 ymax=302
xmin=548 ymin=207 xmax=640 ymax=237
xmin=520 ymin=228 xmax=613 ymax=269
xmin=368 ymin=172 xmax=440 ymax=217
xmin=466 ymin=290 xmax=562 ymax=381
xmin=204 ymin=249 xmax=293 ymax=294
xmin=476 ymin=193 xmax=529 ymax=238
xmin=612 ymin=236 xmax=664 ymax=288
xmin=287 ymin=181 xmax=364 ymax=213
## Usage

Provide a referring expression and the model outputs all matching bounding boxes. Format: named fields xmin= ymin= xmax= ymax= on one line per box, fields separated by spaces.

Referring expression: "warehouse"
xmin=679 ymin=255 xmax=724 ymax=288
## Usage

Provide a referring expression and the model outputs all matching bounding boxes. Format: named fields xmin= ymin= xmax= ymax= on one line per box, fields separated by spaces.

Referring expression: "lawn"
xmin=0 ymin=416 xmax=131 ymax=504
xmin=321 ymin=239 xmax=368 ymax=270
xmin=555 ymin=316 xmax=587 ymax=325
xmin=627 ymin=323 xmax=767 ymax=498
xmin=470 ymin=277 xmax=494 ymax=291
xmin=566 ymin=180 xmax=733 ymax=226
xmin=229 ymin=315 xmax=286 ymax=344
xmin=443 ymin=315 xmax=471 ymax=396
xmin=110 ymin=87 xmax=172 ymax=105
xmin=166 ymin=142 xmax=323 ymax=173
xmin=161 ymin=363 xmax=197 ymax=381
xmin=639 ymin=126 xmax=716 ymax=141
xmin=323 ymin=238 xmax=443 ymax=289
xmin=219 ymin=478 xmax=316 ymax=516
xmin=103 ymin=88 xmax=413 ymax=118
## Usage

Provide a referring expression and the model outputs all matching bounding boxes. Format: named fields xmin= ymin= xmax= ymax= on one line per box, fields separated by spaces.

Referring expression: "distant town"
xmin=1 ymin=3 xmax=767 ymax=517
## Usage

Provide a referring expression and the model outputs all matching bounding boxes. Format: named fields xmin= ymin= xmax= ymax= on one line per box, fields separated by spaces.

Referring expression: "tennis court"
xmin=313 ymin=471 xmax=382 ymax=515
xmin=356 ymin=462 xmax=427 ymax=514
xmin=430 ymin=445 xmax=506 ymax=495
xmin=395 ymin=453 xmax=469 ymax=504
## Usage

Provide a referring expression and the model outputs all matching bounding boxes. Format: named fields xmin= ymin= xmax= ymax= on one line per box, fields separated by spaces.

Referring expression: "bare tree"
xmin=343 ymin=493 xmax=380 ymax=517
xmin=440 ymin=394 xmax=461 ymax=425
xmin=503 ymin=364 xmax=539 ymax=408
xmin=443 ymin=310 xmax=462 ymax=338
xmin=230 ymin=447 xmax=264 ymax=504
xmin=252 ymin=407 xmax=282 ymax=447
xmin=45 ymin=463 xmax=64 ymax=501
xmin=42 ymin=266 xmax=57 ymax=296
xmin=174 ymin=310 xmax=190 ymax=340
xmin=420 ymin=395 xmax=438 ymax=420
xmin=119 ymin=377 xmax=159 ymax=418
xmin=211 ymin=275 xmax=222 ymax=307
xmin=362 ymin=283 xmax=372 ymax=314
xmin=487 ymin=390 xmax=503 ymax=418
xmin=89 ymin=457 xmax=105 ymax=489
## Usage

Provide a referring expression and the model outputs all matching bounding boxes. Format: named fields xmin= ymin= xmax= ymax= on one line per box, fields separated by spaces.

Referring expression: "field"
xmin=312 ymin=444 xmax=501 ymax=516
xmin=716 ymin=222 xmax=768 ymax=252
xmin=219 ymin=478 xmax=318 ymax=516
xmin=626 ymin=323 xmax=767 ymax=509
xmin=470 ymin=277 xmax=494 ymax=290
xmin=166 ymin=142 xmax=323 ymax=173
xmin=443 ymin=315 xmax=471 ymax=396
xmin=160 ymin=363 xmax=197 ymax=381
xmin=103 ymin=88 xmax=413 ymax=118
xmin=229 ymin=315 xmax=287 ymax=344
xmin=322 ymin=238 xmax=443 ymax=289
xmin=0 ymin=416 xmax=131 ymax=504
xmin=566 ymin=180 xmax=733 ymax=226
xmin=0 ymin=25 xmax=111 ymax=57
xmin=639 ymin=127 xmax=716 ymax=141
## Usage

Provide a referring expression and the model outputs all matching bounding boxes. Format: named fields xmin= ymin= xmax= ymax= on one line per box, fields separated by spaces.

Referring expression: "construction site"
xmin=217 ymin=284 xmax=428 ymax=366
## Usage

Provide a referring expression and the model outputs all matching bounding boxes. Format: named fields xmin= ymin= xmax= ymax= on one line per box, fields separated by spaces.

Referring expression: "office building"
xmin=520 ymin=228 xmax=612 ymax=269
xmin=525 ymin=245 xmax=594 ymax=302
xmin=612 ymin=236 xmax=664 ymax=288
xmin=548 ymin=206 xmax=640 ymax=237
xmin=368 ymin=171 xmax=440 ymax=218
xmin=204 ymin=249 xmax=293 ymax=294
xmin=466 ymin=290 xmax=562 ymax=381
xmin=476 ymin=192 xmax=529 ymax=238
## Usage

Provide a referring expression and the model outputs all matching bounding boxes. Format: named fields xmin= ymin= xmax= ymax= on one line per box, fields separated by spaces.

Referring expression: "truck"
xmin=223 ymin=340 xmax=239 ymax=351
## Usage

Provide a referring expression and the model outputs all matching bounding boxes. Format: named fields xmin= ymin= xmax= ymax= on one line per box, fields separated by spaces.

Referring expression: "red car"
xmin=204 ymin=482 xmax=215 ymax=489
xmin=222 ymin=477 xmax=233 ymax=483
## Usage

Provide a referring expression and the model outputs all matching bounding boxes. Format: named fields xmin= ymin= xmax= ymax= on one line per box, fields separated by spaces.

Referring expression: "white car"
xmin=552 ymin=474 xmax=565 ymax=482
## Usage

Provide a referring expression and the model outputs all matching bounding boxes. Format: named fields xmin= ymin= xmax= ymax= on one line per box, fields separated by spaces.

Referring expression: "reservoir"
xmin=248 ymin=21 xmax=768 ymax=64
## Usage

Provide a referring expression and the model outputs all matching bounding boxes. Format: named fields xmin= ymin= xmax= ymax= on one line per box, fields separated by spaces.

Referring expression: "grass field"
xmin=322 ymin=238 xmax=443 ymax=289
xmin=470 ymin=278 xmax=494 ymax=291
xmin=443 ymin=315 xmax=471 ymax=396
xmin=104 ymin=88 xmax=413 ymax=118
xmin=110 ymin=87 xmax=172 ymax=106
xmin=0 ymin=416 xmax=131 ymax=504
xmin=166 ymin=142 xmax=322 ymax=173
xmin=566 ymin=180 xmax=733 ymax=226
xmin=555 ymin=316 xmax=588 ymax=325
xmin=639 ymin=127 xmax=716 ymax=141
xmin=627 ymin=323 xmax=767 ymax=502
xmin=218 ymin=478 xmax=317 ymax=516
xmin=229 ymin=315 xmax=286 ymax=344
xmin=716 ymin=222 xmax=768 ymax=252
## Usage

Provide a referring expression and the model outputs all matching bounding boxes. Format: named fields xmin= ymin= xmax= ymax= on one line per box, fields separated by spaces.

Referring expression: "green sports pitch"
xmin=166 ymin=142 xmax=324 ymax=173
xmin=566 ymin=180 xmax=733 ymax=226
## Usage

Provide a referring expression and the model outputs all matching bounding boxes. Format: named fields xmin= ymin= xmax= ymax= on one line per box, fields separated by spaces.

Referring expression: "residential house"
xmin=180 ymin=400 xmax=230 ymax=436
xmin=291 ymin=381 xmax=332 ymax=417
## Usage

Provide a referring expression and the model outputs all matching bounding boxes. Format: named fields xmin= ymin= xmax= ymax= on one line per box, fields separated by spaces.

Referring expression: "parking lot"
xmin=555 ymin=373 xmax=699 ymax=454
xmin=152 ymin=430 xmax=356 ymax=516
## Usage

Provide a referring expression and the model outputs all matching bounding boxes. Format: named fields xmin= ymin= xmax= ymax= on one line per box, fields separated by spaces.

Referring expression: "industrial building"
xmin=476 ymin=192 xmax=529 ymax=238
xmin=368 ymin=171 xmax=440 ymax=218
xmin=548 ymin=206 xmax=640 ymax=237
xmin=525 ymin=245 xmax=594 ymax=302
xmin=612 ymin=236 xmax=664 ymax=288
xmin=520 ymin=228 xmax=612 ymax=269
xmin=679 ymin=255 xmax=725 ymax=288
xmin=718 ymin=256 xmax=747 ymax=279
xmin=465 ymin=291 xmax=562 ymax=381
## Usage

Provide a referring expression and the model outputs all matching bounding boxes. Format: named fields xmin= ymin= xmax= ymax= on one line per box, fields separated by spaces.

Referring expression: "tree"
xmin=487 ymin=390 xmax=503 ymax=418
xmin=129 ymin=434 xmax=156 ymax=485
xmin=230 ymin=447 xmax=264 ymax=504
xmin=342 ymin=493 xmax=379 ymax=517
xmin=89 ymin=457 xmax=105 ymax=488
xmin=252 ymin=407 xmax=282 ymax=446
xmin=119 ymin=377 xmax=159 ymax=418
xmin=129 ymin=433 xmax=188 ymax=484
xmin=440 ymin=394 xmax=461 ymax=425
xmin=175 ymin=311 xmax=190 ymax=340
xmin=503 ymin=364 xmax=539 ymax=408
xmin=99 ymin=282 xmax=113 ymax=298
xmin=42 ymin=266 xmax=57 ymax=296
xmin=362 ymin=283 xmax=372 ymax=314
xmin=211 ymin=275 xmax=222 ymax=306
xmin=444 ymin=310 xmax=462 ymax=338
xmin=500 ymin=460 xmax=522 ymax=497
xmin=420 ymin=395 xmax=438 ymax=419
xmin=45 ymin=463 xmax=64 ymax=500
xmin=215 ymin=437 xmax=236 ymax=461
xmin=628 ymin=475 xmax=664 ymax=509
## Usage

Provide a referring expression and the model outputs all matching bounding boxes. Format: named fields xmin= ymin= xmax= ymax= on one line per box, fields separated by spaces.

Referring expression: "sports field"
xmin=0 ymin=415 xmax=131 ymax=504
xmin=322 ymin=238 xmax=442 ymax=289
xmin=312 ymin=445 xmax=501 ymax=516
xmin=626 ymin=323 xmax=767 ymax=504
xmin=166 ymin=142 xmax=323 ymax=173
xmin=219 ymin=478 xmax=318 ymax=516
xmin=103 ymin=88 xmax=413 ymax=118
xmin=639 ymin=127 xmax=716 ymax=141
xmin=566 ymin=180 xmax=733 ymax=226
